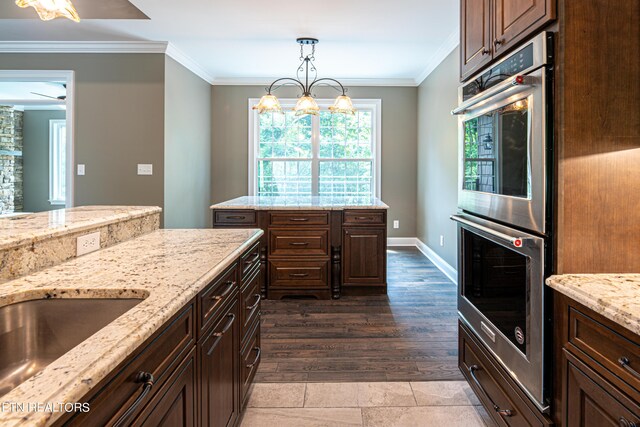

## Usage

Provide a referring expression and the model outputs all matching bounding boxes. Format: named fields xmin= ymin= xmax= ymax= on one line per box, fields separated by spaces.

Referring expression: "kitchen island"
xmin=210 ymin=196 xmax=389 ymax=299
xmin=0 ymin=228 xmax=263 ymax=427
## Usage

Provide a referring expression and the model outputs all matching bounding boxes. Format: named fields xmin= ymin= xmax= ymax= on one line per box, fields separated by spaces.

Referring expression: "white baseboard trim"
xmin=415 ymin=239 xmax=458 ymax=285
xmin=387 ymin=237 xmax=418 ymax=246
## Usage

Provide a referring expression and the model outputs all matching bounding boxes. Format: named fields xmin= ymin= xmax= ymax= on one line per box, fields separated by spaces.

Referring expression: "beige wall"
xmin=0 ymin=53 xmax=165 ymax=214
xmin=417 ymin=47 xmax=460 ymax=268
xmin=22 ymin=110 xmax=66 ymax=212
xmin=164 ymin=57 xmax=212 ymax=228
xmin=211 ymin=85 xmax=418 ymax=238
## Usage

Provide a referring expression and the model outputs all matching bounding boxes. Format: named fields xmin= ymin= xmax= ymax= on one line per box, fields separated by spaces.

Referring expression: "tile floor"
xmin=240 ymin=381 xmax=493 ymax=427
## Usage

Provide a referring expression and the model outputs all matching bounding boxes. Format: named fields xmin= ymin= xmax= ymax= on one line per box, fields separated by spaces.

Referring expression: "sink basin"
xmin=0 ymin=298 xmax=142 ymax=397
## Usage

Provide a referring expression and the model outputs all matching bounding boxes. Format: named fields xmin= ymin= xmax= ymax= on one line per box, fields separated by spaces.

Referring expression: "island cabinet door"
xmin=199 ymin=300 xmax=240 ymax=427
xmin=132 ymin=349 xmax=197 ymax=427
xmin=342 ymin=227 xmax=386 ymax=286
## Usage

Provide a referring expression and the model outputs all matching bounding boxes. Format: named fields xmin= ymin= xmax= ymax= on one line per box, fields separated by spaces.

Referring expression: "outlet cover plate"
xmin=393 ymin=220 xmax=400 ymax=229
xmin=137 ymin=164 xmax=153 ymax=175
xmin=77 ymin=231 xmax=101 ymax=256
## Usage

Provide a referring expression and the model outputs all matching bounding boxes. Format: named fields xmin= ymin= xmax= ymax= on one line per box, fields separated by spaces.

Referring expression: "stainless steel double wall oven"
xmin=451 ymin=31 xmax=554 ymax=413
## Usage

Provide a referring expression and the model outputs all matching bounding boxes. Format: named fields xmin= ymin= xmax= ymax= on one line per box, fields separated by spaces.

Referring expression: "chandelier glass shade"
xmin=253 ymin=38 xmax=356 ymax=117
xmin=15 ymin=0 xmax=80 ymax=22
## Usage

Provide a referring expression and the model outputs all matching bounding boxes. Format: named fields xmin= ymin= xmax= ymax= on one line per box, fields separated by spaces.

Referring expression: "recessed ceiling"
xmin=0 ymin=0 xmax=459 ymax=85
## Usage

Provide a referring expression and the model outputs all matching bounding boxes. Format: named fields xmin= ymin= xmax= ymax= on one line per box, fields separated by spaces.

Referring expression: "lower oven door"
xmin=451 ymin=213 xmax=548 ymax=412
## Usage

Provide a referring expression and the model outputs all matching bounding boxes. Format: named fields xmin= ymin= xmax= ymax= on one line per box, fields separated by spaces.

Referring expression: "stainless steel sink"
xmin=0 ymin=298 xmax=142 ymax=397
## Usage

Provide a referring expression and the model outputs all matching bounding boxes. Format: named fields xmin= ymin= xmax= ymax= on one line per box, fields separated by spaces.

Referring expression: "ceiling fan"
xmin=31 ymin=82 xmax=67 ymax=101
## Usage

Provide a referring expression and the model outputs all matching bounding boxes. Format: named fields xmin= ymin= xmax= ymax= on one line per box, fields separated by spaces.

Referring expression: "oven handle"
xmin=451 ymin=215 xmax=533 ymax=247
xmin=451 ymin=74 xmax=535 ymax=115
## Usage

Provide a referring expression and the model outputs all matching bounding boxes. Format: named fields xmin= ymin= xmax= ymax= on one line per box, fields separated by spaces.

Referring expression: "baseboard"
xmin=415 ymin=239 xmax=458 ymax=285
xmin=387 ymin=237 xmax=418 ymax=247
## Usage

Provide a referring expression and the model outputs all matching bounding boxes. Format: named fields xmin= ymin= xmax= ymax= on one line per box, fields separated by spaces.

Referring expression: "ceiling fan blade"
xmin=31 ymin=92 xmax=65 ymax=100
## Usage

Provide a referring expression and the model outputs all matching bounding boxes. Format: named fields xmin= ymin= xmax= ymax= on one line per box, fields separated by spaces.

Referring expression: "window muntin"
xmin=250 ymin=99 xmax=380 ymax=198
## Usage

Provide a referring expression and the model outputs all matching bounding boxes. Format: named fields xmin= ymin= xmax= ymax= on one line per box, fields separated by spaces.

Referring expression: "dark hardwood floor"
xmin=256 ymin=246 xmax=463 ymax=382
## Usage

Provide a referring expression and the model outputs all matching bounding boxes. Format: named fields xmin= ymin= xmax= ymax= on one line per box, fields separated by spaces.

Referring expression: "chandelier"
xmin=253 ymin=38 xmax=356 ymax=116
xmin=15 ymin=0 xmax=80 ymax=22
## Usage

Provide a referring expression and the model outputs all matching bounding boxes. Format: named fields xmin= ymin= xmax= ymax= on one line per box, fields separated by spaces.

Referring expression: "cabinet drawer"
xmin=241 ymin=242 xmax=261 ymax=280
xmin=240 ymin=269 xmax=261 ymax=342
xmin=241 ymin=319 xmax=261 ymax=408
xmin=214 ymin=210 xmax=256 ymax=225
xmin=343 ymin=210 xmax=385 ymax=225
xmin=269 ymin=260 xmax=329 ymax=289
xmin=66 ymin=304 xmax=195 ymax=427
xmin=269 ymin=229 xmax=329 ymax=257
xmin=459 ymin=322 xmax=550 ymax=427
xmin=568 ymin=307 xmax=640 ymax=393
xmin=269 ymin=212 xmax=329 ymax=227
xmin=198 ymin=264 xmax=238 ymax=337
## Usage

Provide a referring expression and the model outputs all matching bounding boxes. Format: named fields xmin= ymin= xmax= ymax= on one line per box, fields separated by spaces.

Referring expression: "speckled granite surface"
xmin=547 ymin=274 xmax=640 ymax=335
xmin=0 ymin=206 xmax=161 ymax=282
xmin=210 ymin=196 xmax=389 ymax=210
xmin=0 ymin=228 xmax=262 ymax=427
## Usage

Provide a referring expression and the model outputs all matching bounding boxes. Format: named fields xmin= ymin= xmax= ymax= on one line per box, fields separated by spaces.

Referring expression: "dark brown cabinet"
xmin=199 ymin=300 xmax=240 ymax=427
xmin=460 ymin=0 xmax=492 ymax=80
xmin=58 ymin=244 xmax=261 ymax=427
xmin=554 ymin=292 xmax=640 ymax=427
xmin=212 ymin=208 xmax=388 ymax=300
xmin=342 ymin=227 xmax=386 ymax=291
xmin=460 ymin=0 xmax=555 ymax=80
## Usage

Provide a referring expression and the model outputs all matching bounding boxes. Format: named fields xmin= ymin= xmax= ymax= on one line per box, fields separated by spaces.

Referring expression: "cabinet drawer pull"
xmin=619 ymin=417 xmax=638 ymax=427
xmin=289 ymin=218 xmax=310 ymax=222
xmin=226 ymin=215 xmax=246 ymax=220
xmin=354 ymin=216 xmax=371 ymax=220
xmin=113 ymin=371 xmax=155 ymax=427
xmin=211 ymin=281 xmax=235 ymax=301
xmin=618 ymin=357 xmax=640 ymax=380
xmin=245 ymin=253 xmax=260 ymax=266
xmin=213 ymin=313 xmax=235 ymax=337
xmin=289 ymin=273 xmax=309 ymax=278
xmin=246 ymin=347 xmax=261 ymax=368
xmin=289 ymin=242 xmax=310 ymax=246
xmin=246 ymin=294 xmax=261 ymax=311
xmin=468 ymin=365 xmax=512 ymax=418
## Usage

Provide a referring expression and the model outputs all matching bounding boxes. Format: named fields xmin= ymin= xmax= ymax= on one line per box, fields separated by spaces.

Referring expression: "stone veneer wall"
xmin=0 ymin=106 xmax=24 ymax=214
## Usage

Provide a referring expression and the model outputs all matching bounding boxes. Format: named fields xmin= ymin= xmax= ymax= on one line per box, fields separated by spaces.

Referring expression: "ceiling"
xmin=0 ymin=0 xmax=460 ymax=86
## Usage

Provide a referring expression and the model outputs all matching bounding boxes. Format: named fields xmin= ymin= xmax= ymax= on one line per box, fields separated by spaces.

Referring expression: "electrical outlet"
xmin=77 ymin=164 xmax=85 ymax=176
xmin=137 ymin=164 xmax=153 ymax=175
xmin=77 ymin=231 xmax=101 ymax=256
xmin=440 ymin=235 xmax=445 ymax=247
xmin=393 ymin=220 xmax=400 ymax=229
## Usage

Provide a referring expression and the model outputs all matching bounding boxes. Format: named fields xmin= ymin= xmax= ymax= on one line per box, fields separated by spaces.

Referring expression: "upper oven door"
xmin=455 ymin=67 xmax=548 ymax=235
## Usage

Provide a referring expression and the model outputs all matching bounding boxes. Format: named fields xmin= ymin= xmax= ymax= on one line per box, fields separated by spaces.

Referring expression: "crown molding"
xmin=0 ymin=41 xmax=169 ymax=53
xmin=212 ymin=77 xmax=417 ymax=87
xmin=415 ymin=29 xmax=460 ymax=86
xmin=165 ymin=43 xmax=215 ymax=84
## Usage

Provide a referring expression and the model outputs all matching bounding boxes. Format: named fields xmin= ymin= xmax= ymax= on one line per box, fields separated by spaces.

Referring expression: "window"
xmin=249 ymin=99 xmax=381 ymax=198
xmin=49 ymin=119 xmax=66 ymax=205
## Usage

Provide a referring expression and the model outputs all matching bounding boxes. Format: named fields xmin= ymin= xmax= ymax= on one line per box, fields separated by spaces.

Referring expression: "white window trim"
xmin=247 ymin=98 xmax=382 ymax=198
xmin=49 ymin=119 xmax=66 ymax=205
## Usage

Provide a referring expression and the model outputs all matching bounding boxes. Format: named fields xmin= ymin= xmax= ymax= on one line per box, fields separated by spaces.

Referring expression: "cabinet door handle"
xmin=211 ymin=281 xmax=235 ymax=301
xmin=289 ymin=242 xmax=310 ymax=246
xmin=245 ymin=253 xmax=260 ymax=266
xmin=481 ymin=48 xmax=491 ymax=55
xmin=619 ymin=417 xmax=638 ymax=427
xmin=289 ymin=273 xmax=309 ymax=278
xmin=493 ymin=38 xmax=503 ymax=47
xmin=246 ymin=294 xmax=261 ymax=311
xmin=618 ymin=357 xmax=640 ymax=380
xmin=113 ymin=371 xmax=155 ymax=427
xmin=246 ymin=347 xmax=261 ymax=368
xmin=468 ymin=365 xmax=512 ymax=418
xmin=289 ymin=218 xmax=310 ymax=222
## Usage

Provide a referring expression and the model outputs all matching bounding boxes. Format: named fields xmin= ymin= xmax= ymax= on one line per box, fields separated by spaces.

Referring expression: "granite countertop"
xmin=0 ymin=228 xmax=263 ymax=427
xmin=547 ymin=274 xmax=640 ymax=335
xmin=210 ymin=196 xmax=389 ymax=210
xmin=0 ymin=206 xmax=162 ymax=251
